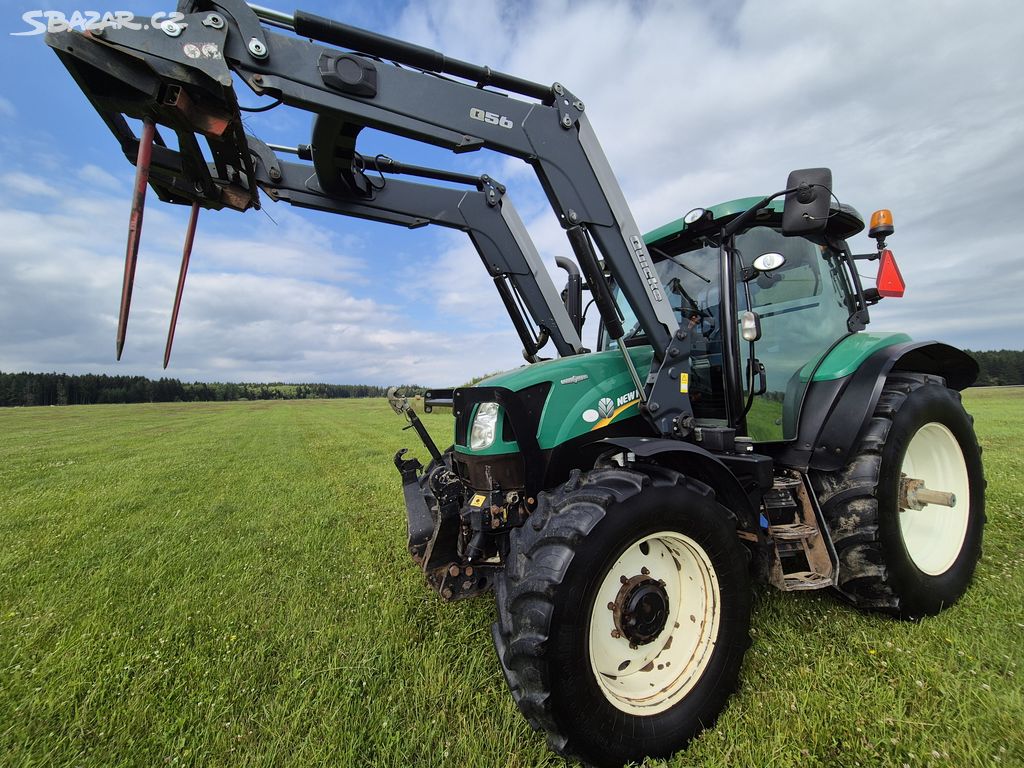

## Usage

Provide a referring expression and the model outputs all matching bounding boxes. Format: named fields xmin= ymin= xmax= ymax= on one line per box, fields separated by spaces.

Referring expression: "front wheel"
xmin=492 ymin=466 xmax=751 ymax=767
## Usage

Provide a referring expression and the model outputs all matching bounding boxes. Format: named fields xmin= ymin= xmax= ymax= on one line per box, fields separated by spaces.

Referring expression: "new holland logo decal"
xmin=582 ymin=390 xmax=640 ymax=429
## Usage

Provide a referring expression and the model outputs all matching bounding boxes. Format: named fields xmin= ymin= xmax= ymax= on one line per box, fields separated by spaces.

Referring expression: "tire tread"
xmin=492 ymin=467 xmax=742 ymax=764
xmin=812 ymin=372 xmax=984 ymax=617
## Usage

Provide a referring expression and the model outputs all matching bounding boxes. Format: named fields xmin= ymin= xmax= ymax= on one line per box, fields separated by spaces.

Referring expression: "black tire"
xmin=812 ymin=372 xmax=985 ymax=618
xmin=492 ymin=466 xmax=751 ymax=767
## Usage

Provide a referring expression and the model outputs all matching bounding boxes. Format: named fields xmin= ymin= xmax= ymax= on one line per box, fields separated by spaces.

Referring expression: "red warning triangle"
xmin=876 ymin=248 xmax=905 ymax=298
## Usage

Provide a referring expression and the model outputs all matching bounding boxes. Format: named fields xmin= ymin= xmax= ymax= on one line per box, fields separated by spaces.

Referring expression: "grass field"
xmin=1 ymin=389 xmax=1022 ymax=767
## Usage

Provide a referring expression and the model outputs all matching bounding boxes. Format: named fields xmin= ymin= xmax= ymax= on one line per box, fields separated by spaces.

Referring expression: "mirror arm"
xmin=721 ymin=187 xmax=792 ymax=239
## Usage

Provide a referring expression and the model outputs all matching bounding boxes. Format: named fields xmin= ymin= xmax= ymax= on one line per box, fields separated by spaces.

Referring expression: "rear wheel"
xmin=813 ymin=372 xmax=985 ymax=618
xmin=492 ymin=466 xmax=751 ymax=767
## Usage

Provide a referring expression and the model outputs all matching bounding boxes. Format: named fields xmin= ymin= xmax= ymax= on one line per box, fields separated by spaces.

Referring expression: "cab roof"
xmin=644 ymin=195 xmax=865 ymax=249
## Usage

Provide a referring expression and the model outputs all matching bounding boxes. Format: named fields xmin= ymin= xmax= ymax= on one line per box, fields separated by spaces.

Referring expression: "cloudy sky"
xmin=1 ymin=0 xmax=1022 ymax=386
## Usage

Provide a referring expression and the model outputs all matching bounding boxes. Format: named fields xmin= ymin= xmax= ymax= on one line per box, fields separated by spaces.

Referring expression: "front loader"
xmin=47 ymin=3 xmax=985 ymax=766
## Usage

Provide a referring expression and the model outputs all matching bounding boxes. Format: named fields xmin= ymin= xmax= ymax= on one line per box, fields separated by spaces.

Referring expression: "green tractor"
xmin=395 ymin=192 xmax=982 ymax=766
xmin=46 ymin=3 xmax=984 ymax=764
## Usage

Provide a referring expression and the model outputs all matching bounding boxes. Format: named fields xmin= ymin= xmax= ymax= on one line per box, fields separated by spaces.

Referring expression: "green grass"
xmin=1 ymin=390 xmax=1022 ymax=767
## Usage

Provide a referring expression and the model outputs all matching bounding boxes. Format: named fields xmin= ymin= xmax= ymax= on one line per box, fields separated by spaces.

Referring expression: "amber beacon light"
xmin=869 ymin=208 xmax=894 ymax=241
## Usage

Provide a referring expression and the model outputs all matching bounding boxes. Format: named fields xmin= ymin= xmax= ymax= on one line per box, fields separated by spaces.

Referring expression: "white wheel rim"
xmin=898 ymin=422 xmax=971 ymax=576
xmin=588 ymin=531 xmax=720 ymax=715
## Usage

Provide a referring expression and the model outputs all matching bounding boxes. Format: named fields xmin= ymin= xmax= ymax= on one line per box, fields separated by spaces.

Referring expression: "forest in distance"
xmin=1 ymin=349 xmax=1022 ymax=408
xmin=0 ymin=372 xmax=426 ymax=408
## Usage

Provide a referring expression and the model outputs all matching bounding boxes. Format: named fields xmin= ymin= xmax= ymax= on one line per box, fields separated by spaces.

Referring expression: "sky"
xmin=1 ymin=0 xmax=1022 ymax=386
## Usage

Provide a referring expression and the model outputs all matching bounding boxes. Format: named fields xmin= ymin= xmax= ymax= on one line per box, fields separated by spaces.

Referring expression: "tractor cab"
xmin=602 ymin=196 xmax=868 ymax=443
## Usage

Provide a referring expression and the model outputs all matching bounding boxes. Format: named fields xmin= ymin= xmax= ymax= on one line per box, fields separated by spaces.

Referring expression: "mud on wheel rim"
xmin=898 ymin=421 xmax=971 ymax=576
xmin=588 ymin=531 xmax=720 ymax=715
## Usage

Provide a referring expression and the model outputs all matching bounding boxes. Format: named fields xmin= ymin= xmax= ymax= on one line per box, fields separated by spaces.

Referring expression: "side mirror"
xmin=782 ymin=167 xmax=832 ymax=236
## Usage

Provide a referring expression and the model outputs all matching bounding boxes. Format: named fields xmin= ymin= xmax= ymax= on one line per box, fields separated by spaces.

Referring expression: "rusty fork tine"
xmin=163 ymin=202 xmax=200 ymax=369
xmin=116 ymin=117 xmax=156 ymax=361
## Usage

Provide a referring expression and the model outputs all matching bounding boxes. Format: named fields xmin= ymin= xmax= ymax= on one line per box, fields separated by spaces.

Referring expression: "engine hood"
xmin=459 ymin=345 xmax=655 ymax=455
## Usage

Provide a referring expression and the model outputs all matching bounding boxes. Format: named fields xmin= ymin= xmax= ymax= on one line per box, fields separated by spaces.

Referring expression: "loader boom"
xmin=244 ymin=137 xmax=584 ymax=359
xmin=46 ymin=0 xmax=694 ymax=434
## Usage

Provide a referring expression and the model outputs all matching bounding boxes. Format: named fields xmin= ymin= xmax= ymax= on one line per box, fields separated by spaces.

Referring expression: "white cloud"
xmin=0 ymin=172 xmax=60 ymax=198
xmin=3 ymin=0 xmax=1024 ymax=388
xmin=390 ymin=0 xmax=1024 ymax=353
xmin=76 ymin=164 xmax=123 ymax=191
xmin=0 ymin=163 xmax=525 ymax=385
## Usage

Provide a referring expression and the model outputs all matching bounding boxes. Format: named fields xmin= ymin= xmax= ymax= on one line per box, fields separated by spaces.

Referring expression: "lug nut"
xmin=448 ymin=565 xmax=460 ymax=577
xmin=641 ymin=567 xmax=650 ymax=576
xmin=607 ymin=602 xmax=615 ymax=611
xmin=610 ymin=629 xmax=621 ymax=639
xmin=620 ymin=575 xmax=628 ymax=584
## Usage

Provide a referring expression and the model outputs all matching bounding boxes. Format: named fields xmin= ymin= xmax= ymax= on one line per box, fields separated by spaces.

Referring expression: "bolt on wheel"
xmin=589 ymin=531 xmax=721 ymax=715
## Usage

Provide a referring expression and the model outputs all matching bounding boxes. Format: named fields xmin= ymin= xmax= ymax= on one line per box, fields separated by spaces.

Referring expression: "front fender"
xmin=596 ymin=437 xmax=772 ymax=534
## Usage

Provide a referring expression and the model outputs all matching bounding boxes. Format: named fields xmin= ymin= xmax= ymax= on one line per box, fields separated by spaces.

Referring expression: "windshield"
xmin=604 ymin=226 xmax=858 ymax=440
xmin=608 ymin=241 xmax=728 ymax=420
xmin=615 ymin=244 xmax=721 ymax=344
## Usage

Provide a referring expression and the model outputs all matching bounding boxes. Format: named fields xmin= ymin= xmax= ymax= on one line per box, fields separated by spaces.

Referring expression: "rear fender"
xmin=779 ymin=341 xmax=978 ymax=472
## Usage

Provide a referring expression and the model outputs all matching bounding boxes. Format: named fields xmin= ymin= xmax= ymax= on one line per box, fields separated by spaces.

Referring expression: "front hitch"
xmin=387 ymin=387 xmax=442 ymax=462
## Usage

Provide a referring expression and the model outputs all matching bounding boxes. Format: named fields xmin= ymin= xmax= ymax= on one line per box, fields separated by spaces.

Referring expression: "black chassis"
xmin=392 ymin=336 xmax=978 ymax=601
xmin=394 ymin=383 xmax=777 ymax=600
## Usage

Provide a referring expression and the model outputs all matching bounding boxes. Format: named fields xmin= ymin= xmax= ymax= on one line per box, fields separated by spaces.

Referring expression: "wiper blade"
xmin=650 ymin=245 xmax=710 ymax=283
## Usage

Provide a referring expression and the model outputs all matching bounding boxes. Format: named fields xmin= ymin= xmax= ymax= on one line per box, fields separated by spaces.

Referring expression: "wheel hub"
xmin=612 ymin=574 xmax=669 ymax=646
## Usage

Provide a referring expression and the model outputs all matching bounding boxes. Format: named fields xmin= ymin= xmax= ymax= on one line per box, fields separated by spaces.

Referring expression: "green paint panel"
xmin=811 ymin=332 xmax=912 ymax=381
xmin=456 ymin=346 xmax=654 ymax=455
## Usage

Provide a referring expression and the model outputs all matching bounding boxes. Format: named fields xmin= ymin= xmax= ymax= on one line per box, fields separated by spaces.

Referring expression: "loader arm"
xmin=46 ymin=0 xmax=694 ymax=435
xmin=244 ymin=137 xmax=584 ymax=359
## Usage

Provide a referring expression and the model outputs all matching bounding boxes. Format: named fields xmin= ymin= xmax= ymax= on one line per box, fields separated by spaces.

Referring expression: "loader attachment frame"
xmin=46 ymin=0 xmax=695 ymax=434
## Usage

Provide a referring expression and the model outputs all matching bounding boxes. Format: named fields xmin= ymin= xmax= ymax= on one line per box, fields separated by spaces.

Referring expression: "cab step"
xmin=763 ymin=473 xmax=838 ymax=592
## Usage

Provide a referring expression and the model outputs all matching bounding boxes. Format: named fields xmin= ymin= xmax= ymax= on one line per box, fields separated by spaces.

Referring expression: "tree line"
xmin=0 ymin=371 xmax=425 ymax=408
xmin=1 ymin=350 xmax=1021 ymax=408
xmin=965 ymin=349 xmax=1024 ymax=387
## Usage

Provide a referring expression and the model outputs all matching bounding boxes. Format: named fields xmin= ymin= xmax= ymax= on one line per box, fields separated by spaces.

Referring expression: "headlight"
xmin=469 ymin=402 xmax=500 ymax=450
